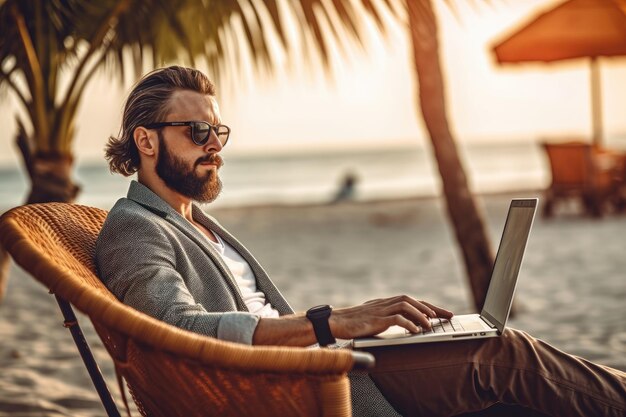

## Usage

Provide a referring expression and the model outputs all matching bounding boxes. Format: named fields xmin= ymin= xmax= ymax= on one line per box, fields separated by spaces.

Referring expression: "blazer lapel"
xmin=126 ymin=181 xmax=248 ymax=311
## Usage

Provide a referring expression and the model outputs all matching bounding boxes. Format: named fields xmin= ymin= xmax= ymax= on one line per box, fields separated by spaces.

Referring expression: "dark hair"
xmin=105 ymin=66 xmax=216 ymax=176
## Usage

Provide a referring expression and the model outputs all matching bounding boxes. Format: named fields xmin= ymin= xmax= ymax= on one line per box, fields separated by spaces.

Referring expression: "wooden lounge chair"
xmin=541 ymin=141 xmax=620 ymax=217
xmin=0 ymin=203 xmax=374 ymax=417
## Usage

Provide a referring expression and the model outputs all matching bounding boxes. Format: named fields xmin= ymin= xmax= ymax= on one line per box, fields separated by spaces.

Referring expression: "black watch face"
xmin=308 ymin=305 xmax=331 ymax=318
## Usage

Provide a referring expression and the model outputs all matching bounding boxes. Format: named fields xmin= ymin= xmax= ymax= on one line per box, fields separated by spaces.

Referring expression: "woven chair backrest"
xmin=3 ymin=203 xmax=112 ymax=298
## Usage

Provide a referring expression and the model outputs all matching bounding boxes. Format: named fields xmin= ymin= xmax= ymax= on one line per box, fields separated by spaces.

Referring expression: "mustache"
xmin=196 ymin=153 xmax=224 ymax=168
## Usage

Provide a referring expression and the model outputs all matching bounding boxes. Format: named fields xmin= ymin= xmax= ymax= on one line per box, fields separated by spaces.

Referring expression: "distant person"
xmin=332 ymin=171 xmax=358 ymax=203
xmin=96 ymin=66 xmax=625 ymax=417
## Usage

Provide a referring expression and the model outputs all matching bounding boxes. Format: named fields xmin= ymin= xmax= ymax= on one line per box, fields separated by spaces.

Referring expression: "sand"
xmin=0 ymin=193 xmax=624 ymax=416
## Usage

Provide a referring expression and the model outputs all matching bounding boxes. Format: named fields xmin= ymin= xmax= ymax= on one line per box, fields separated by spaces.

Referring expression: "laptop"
xmin=352 ymin=198 xmax=537 ymax=349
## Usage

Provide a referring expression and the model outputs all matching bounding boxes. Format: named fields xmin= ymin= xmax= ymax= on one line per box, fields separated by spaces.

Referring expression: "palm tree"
xmin=1 ymin=0 xmax=217 ymax=202
xmin=0 ymin=0 xmax=493 ymax=311
xmin=407 ymin=2 xmax=494 ymax=311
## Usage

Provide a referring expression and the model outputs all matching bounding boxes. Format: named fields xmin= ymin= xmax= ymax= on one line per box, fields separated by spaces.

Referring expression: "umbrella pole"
xmin=590 ymin=57 xmax=603 ymax=147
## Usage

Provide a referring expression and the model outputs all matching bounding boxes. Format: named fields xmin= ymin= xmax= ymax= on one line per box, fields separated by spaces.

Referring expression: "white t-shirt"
xmin=207 ymin=233 xmax=280 ymax=318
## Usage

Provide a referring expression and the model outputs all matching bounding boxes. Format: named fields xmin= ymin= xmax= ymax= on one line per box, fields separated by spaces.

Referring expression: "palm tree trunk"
xmin=0 ymin=245 xmax=8 ymax=302
xmin=16 ymin=130 xmax=80 ymax=204
xmin=27 ymin=155 xmax=80 ymax=203
xmin=407 ymin=1 xmax=494 ymax=312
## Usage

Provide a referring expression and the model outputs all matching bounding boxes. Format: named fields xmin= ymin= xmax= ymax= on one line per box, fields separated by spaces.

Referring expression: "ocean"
xmin=0 ymin=142 xmax=547 ymax=209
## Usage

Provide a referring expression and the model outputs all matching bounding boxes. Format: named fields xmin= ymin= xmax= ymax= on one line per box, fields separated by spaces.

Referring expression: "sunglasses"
xmin=145 ymin=121 xmax=230 ymax=146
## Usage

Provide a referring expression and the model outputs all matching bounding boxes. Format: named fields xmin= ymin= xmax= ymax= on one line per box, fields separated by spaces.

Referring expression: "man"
xmin=96 ymin=66 xmax=625 ymax=417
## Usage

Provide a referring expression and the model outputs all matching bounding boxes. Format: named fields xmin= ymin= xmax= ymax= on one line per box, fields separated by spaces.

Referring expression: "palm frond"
xmin=0 ymin=0 xmax=400 ymax=158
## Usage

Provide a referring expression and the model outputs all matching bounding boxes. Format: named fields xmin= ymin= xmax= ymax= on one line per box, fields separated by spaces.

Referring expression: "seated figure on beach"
xmin=95 ymin=66 xmax=625 ymax=417
xmin=332 ymin=171 xmax=358 ymax=203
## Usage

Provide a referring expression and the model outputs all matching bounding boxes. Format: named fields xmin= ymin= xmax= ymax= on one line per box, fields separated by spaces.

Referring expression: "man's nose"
xmin=203 ymin=129 xmax=223 ymax=153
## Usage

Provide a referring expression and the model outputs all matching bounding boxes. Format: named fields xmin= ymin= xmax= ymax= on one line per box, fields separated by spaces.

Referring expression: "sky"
xmin=1 ymin=0 xmax=626 ymax=168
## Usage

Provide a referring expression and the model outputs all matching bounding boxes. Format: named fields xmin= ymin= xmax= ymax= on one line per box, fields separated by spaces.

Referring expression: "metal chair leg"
xmin=54 ymin=295 xmax=122 ymax=417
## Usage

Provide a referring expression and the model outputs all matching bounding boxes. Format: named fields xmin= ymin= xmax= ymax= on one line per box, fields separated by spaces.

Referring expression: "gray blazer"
xmin=95 ymin=181 xmax=293 ymax=344
xmin=95 ymin=181 xmax=399 ymax=416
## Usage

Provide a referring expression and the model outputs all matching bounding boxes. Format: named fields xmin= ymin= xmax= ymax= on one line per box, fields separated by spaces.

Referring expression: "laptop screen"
xmin=481 ymin=199 xmax=537 ymax=333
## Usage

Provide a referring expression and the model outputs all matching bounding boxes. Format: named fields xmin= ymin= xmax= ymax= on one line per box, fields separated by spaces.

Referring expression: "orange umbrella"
xmin=493 ymin=0 xmax=626 ymax=146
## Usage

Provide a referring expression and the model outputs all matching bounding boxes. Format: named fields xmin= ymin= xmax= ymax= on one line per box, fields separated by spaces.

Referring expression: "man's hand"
xmin=253 ymin=295 xmax=453 ymax=346
xmin=329 ymin=295 xmax=454 ymax=339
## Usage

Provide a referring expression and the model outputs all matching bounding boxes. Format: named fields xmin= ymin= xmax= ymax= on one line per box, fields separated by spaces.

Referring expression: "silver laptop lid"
xmin=481 ymin=199 xmax=537 ymax=334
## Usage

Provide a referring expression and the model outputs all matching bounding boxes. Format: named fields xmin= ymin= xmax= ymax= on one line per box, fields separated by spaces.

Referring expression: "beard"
xmin=156 ymin=131 xmax=223 ymax=203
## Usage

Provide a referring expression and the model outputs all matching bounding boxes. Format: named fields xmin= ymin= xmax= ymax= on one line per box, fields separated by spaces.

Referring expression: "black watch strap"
xmin=306 ymin=305 xmax=336 ymax=347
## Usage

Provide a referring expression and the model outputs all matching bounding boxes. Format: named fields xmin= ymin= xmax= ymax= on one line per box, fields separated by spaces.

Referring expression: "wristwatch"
xmin=306 ymin=305 xmax=336 ymax=347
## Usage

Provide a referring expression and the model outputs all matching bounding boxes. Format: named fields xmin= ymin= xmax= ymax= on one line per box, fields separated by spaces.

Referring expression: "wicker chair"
xmin=0 ymin=203 xmax=374 ymax=417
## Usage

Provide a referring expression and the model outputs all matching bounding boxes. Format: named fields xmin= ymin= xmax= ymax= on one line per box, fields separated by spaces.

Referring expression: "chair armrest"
xmin=350 ymin=350 xmax=375 ymax=370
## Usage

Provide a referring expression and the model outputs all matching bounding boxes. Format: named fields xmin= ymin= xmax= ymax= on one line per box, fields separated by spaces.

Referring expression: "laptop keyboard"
xmin=420 ymin=318 xmax=465 ymax=334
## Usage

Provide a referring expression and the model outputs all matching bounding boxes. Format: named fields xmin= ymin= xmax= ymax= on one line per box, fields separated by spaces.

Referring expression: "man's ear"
xmin=134 ymin=126 xmax=157 ymax=157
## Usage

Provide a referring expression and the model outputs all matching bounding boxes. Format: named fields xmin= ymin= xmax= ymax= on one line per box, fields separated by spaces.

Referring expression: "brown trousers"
xmin=363 ymin=329 xmax=626 ymax=417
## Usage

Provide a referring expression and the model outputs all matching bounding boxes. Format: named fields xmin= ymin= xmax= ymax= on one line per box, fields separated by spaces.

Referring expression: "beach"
xmin=0 ymin=193 xmax=624 ymax=417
